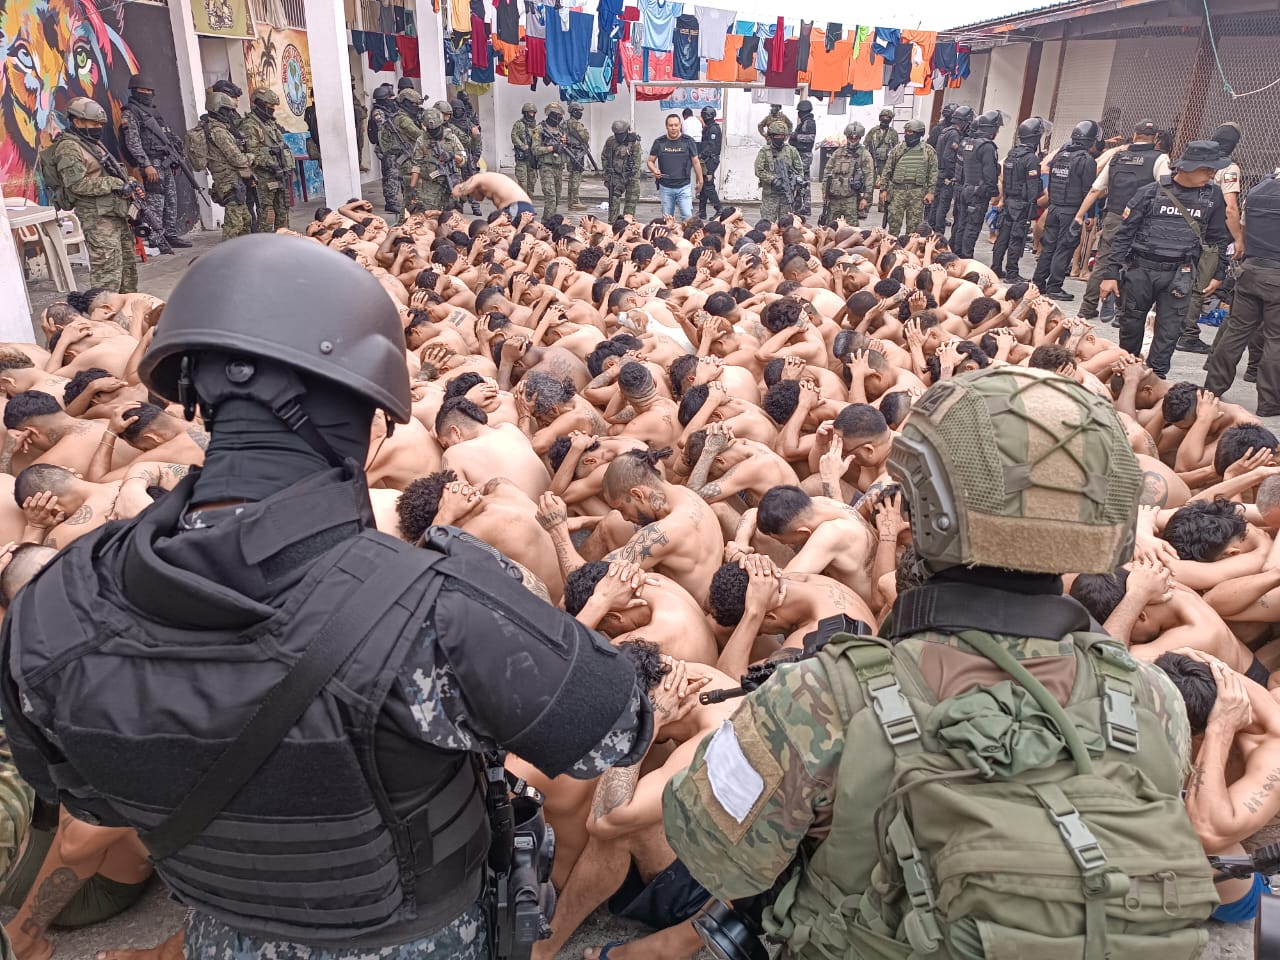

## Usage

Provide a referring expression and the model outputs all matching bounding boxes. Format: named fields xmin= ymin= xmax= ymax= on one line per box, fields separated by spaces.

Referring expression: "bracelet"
xmin=100 ymin=433 xmax=117 ymax=444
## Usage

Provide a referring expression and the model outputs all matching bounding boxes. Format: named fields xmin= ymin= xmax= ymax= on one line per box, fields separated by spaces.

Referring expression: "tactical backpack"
xmin=607 ymin=139 xmax=631 ymax=186
xmin=185 ymin=119 xmax=213 ymax=173
xmin=825 ymin=148 xmax=865 ymax=199
xmin=764 ymin=630 xmax=1217 ymax=960
xmin=37 ymin=141 xmax=73 ymax=211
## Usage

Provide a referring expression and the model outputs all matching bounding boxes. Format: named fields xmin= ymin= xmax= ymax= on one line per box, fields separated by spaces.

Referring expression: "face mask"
xmin=546 ymin=114 xmax=561 ymax=126
xmin=427 ymin=126 xmax=444 ymax=140
xmin=218 ymin=107 xmax=240 ymax=124
xmin=254 ymin=103 xmax=273 ymax=121
xmin=770 ymin=136 xmax=786 ymax=148
xmin=570 ymin=111 xmax=582 ymax=120
xmin=132 ymin=92 xmax=155 ymax=108
xmin=905 ymin=133 xmax=922 ymax=147
xmin=523 ymin=113 xmax=536 ymax=124
xmin=79 ymin=125 xmax=104 ymax=142
xmin=880 ymin=120 xmax=891 ymax=129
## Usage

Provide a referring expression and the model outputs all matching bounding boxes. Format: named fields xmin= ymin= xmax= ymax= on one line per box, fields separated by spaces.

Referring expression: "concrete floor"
xmin=11 ymin=190 xmax=1261 ymax=959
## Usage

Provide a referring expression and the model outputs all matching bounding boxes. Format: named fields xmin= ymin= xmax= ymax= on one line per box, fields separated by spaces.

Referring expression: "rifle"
xmin=235 ymin=179 xmax=259 ymax=232
xmin=564 ymin=126 xmax=599 ymax=173
xmin=429 ymin=139 xmax=464 ymax=210
xmin=269 ymin=141 xmax=294 ymax=204
xmin=138 ymin=112 xmax=213 ymax=207
xmin=89 ymin=136 xmax=168 ymax=244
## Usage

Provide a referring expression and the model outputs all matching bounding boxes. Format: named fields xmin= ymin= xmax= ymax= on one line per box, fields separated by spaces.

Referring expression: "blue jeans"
xmin=659 ymin=182 xmax=693 ymax=218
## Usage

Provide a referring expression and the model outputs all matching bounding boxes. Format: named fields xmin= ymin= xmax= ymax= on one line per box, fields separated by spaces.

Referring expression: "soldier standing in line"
xmin=512 ymin=103 xmax=540 ymax=198
xmin=879 ymin=119 xmax=937 ymax=236
xmin=565 ymin=104 xmax=591 ymax=212
xmin=383 ymin=88 xmax=425 ymax=215
xmin=352 ymin=81 xmax=369 ymax=173
xmin=368 ymin=85 xmax=403 ymax=217
xmin=119 ymin=73 xmax=188 ymax=251
xmin=790 ymin=100 xmax=817 ymax=218
xmin=820 ymin=123 xmax=875 ymax=226
xmin=409 ymin=109 xmax=468 ymax=214
xmin=534 ymin=103 xmax=567 ymax=221
xmin=240 ymin=88 xmax=291 ymax=233
xmin=865 ymin=108 xmax=899 ymax=216
xmin=696 ymin=106 xmax=723 ymax=219
xmin=200 ymin=91 xmax=256 ymax=239
xmin=755 ymin=120 xmax=804 ymax=223
xmin=443 ymin=100 xmax=483 ymax=216
xmin=601 ymin=120 xmax=642 ymax=221
xmin=756 ymin=104 xmax=792 ymax=139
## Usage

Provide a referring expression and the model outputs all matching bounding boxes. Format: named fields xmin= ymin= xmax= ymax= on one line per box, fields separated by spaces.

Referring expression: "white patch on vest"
xmin=705 ymin=720 xmax=764 ymax=823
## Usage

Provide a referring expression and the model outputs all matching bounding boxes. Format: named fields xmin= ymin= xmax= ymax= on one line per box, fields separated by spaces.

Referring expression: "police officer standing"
xmin=1032 ymin=120 xmax=1100 ymax=300
xmin=42 ymin=98 xmax=139 ymax=291
xmin=1204 ymin=171 xmax=1280 ymax=414
xmin=240 ymin=88 xmax=291 ymax=233
xmin=534 ymin=103 xmax=567 ymax=220
xmin=790 ymin=100 xmax=817 ymax=218
xmin=565 ymin=104 xmax=591 ymax=211
xmin=879 ymin=119 xmax=936 ymax=236
xmin=200 ymin=91 xmax=256 ymax=239
xmin=696 ymin=106 xmax=723 ymax=219
xmin=992 ymin=117 xmax=1048 ymax=282
xmin=512 ymin=102 xmax=540 ymax=199
xmin=368 ymin=85 xmax=403 ymax=217
xmin=1100 ymin=142 xmax=1232 ymax=378
xmin=119 ymin=73 xmax=189 ymax=252
xmin=756 ymin=120 xmax=804 ymax=222
xmin=865 ymin=108 xmax=899 ymax=217
xmin=952 ymin=110 xmax=1001 ymax=257
xmin=663 ymin=365 xmax=1212 ymax=960
xmin=1075 ymin=120 xmax=1168 ymax=321
xmin=820 ymin=123 xmax=875 ymax=226
xmin=933 ymin=104 xmax=971 ymax=232
xmin=0 ymin=235 xmax=654 ymax=960
xmin=927 ymin=103 xmax=956 ymax=151
xmin=601 ymin=120 xmax=642 ymax=220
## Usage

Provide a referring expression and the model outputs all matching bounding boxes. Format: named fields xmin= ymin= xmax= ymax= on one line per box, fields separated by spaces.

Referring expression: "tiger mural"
xmin=0 ymin=0 xmax=138 ymax=200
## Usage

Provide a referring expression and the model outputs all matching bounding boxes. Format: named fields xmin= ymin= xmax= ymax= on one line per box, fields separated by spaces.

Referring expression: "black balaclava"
xmin=188 ymin=355 xmax=375 ymax=506
xmin=427 ymin=124 xmax=444 ymax=140
xmin=546 ymin=113 xmax=562 ymax=127
xmin=769 ymin=134 xmax=787 ymax=149
xmin=905 ymin=131 xmax=922 ymax=148
xmin=879 ymin=118 xmax=891 ymax=129
xmin=218 ymin=106 xmax=240 ymax=125
xmin=1213 ymin=123 xmax=1241 ymax=158
xmin=76 ymin=123 xmax=104 ymax=142
xmin=131 ymin=91 xmax=155 ymax=108
xmin=253 ymin=101 xmax=274 ymax=122
xmin=523 ymin=111 xmax=537 ymax=125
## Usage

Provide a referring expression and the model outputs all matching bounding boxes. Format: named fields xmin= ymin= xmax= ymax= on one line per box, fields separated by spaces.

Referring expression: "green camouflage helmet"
xmin=845 ymin=122 xmax=865 ymax=140
xmin=398 ymin=88 xmax=424 ymax=105
xmin=66 ymin=97 xmax=107 ymax=123
xmin=611 ymin=120 xmax=630 ymax=135
xmin=545 ymin=102 xmax=563 ymax=116
xmin=879 ymin=108 xmax=895 ymax=121
xmin=767 ymin=119 xmax=789 ymax=136
xmin=422 ymin=108 xmax=444 ymax=128
xmin=205 ymin=91 xmax=236 ymax=113
xmin=433 ymin=100 xmax=452 ymax=115
xmin=568 ymin=103 xmax=584 ymax=117
xmin=904 ymin=118 xmax=926 ymax=135
xmin=251 ymin=88 xmax=280 ymax=106
xmin=887 ymin=366 xmax=1140 ymax=575
xmin=522 ymin=102 xmax=538 ymax=114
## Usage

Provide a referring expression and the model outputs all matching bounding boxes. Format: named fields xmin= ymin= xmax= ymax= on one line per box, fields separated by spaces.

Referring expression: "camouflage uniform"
xmin=383 ymin=91 xmax=425 ymax=212
xmin=533 ymin=105 xmax=567 ymax=220
xmin=820 ymin=131 xmax=876 ymax=226
xmin=369 ymin=98 xmax=404 ymax=215
xmin=511 ymin=106 xmax=539 ymax=198
xmin=203 ymin=113 xmax=256 ymax=239
xmin=865 ymin=119 xmax=899 ymax=212
xmin=756 ymin=109 xmax=792 ymax=138
xmin=352 ymin=96 xmax=369 ymax=171
xmin=240 ymin=92 xmax=291 ymax=233
xmin=410 ymin=110 xmax=468 ymax=213
xmin=47 ymin=132 xmax=137 ymax=292
xmin=754 ymin=125 xmax=804 ymax=223
xmin=565 ymin=107 xmax=591 ymax=209
xmin=880 ymin=139 xmax=938 ymax=235
xmin=120 ymin=99 xmax=180 ymax=239
xmin=600 ymin=128 xmax=641 ymax=220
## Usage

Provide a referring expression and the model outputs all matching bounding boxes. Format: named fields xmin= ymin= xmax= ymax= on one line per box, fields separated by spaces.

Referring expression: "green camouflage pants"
xmin=221 ymin=200 xmax=252 ymax=240
xmin=567 ymin=168 xmax=584 ymax=206
xmin=886 ymin=185 xmax=927 ymax=236
xmin=419 ymin=179 xmax=452 ymax=214
xmin=514 ymin=161 xmax=536 ymax=198
xmin=540 ymin=163 xmax=563 ymax=220
xmin=185 ymin=905 xmax=487 ymax=960
xmin=85 ymin=215 xmax=138 ymax=293
xmin=1183 ymin=246 xmax=1221 ymax=339
xmin=760 ymin=187 xmax=794 ymax=223
xmin=607 ymin=182 xmax=639 ymax=221
xmin=821 ymin=196 xmax=864 ymax=227
xmin=255 ymin=184 xmax=290 ymax=233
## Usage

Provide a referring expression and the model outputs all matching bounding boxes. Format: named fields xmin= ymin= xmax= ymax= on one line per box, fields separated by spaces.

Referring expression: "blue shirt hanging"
xmin=545 ymin=6 xmax=592 ymax=85
xmin=872 ymin=27 xmax=900 ymax=61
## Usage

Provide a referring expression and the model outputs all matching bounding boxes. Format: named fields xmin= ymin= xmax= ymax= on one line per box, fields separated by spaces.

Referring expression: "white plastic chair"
xmin=57 ymin=211 xmax=89 ymax=269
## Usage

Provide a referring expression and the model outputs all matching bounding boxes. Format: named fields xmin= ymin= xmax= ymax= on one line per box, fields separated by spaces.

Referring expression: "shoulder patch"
xmin=693 ymin=712 xmax=783 ymax=843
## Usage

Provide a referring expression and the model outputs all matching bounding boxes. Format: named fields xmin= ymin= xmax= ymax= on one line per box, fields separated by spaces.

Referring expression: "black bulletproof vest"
xmin=1001 ymin=145 xmax=1038 ymax=202
xmin=123 ymin=102 xmax=170 ymax=161
xmin=1108 ymin=144 xmax=1160 ymax=214
xmin=959 ymin=137 xmax=981 ymax=185
xmin=1048 ymin=146 xmax=1088 ymax=207
xmin=1244 ymin=176 xmax=1280 ymax=262
xmin=937 ymin=127 xmax=961 ymax=177
xmin=1135 ymin=177 xmax=1213 ymax=261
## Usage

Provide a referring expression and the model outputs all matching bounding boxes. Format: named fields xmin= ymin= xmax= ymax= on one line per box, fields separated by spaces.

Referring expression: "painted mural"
xmin=243 ymin=23 xmax=311 ymax=134
xmin=190 ymin=0 xmax=253 ymax=39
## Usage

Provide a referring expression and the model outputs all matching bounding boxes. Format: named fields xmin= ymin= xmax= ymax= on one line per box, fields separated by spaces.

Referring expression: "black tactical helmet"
xmin=701 ymin=106 xmax=717 ymax=121
xmin=449 ymin=98 xmax=466 ymax=116
xmin=372 ymin=84 xmax=394 ymax=101
xmin=1071 ymin=119 xmax=1102 ymax=148
xmin=1016 ymin=116 xmax=1048 ymax=145
xmin=128 ymin=73 xmax=155 ymax=91
xmin=211 ymin=79 xmax=243 ymax=98
xmin=397 ymin=77 xmax=416 ymax=90
xmin=141 ymin=236 xmax=411 ymax=424
xmin=798 ymin=100 xmax=813 ymax=113
xmin=951 ymin=105 xmax=975 ymax=126
xmin=975 ymin=110 xmax=1003 ymax=132
xmin=941 ymin=103 xmax=956 ymax=120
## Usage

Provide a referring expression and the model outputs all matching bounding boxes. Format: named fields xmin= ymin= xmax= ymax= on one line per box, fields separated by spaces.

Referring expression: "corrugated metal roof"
xmin=945 ymin=0 xmax=1159 ymax=34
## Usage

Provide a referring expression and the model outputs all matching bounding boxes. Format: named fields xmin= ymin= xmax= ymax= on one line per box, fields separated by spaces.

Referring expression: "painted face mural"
xmin=0 ymin=0 xmax=138 ymax=198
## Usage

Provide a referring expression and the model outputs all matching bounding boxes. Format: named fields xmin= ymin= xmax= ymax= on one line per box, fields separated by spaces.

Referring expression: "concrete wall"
xmin=983 ymin=44 xmax=1030 ymax=154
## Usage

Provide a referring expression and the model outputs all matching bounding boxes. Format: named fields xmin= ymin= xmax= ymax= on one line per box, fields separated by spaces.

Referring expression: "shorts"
xmin=0 ymin=828 xmax=149 ymax=928
xmin=608 ymin=859 xmax=711 ymax=929
xmin=1212 ymin=870 xmax=1268 ymax=923
xmin=1248 ymin=656 xmax=1270 ymax=687
xmin=504 ymin=201 xmax=537 ymax=220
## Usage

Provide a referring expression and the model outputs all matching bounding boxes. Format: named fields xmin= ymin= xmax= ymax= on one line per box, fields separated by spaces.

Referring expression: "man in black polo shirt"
xmin=647 ymin=114 xmax=703 ymax=220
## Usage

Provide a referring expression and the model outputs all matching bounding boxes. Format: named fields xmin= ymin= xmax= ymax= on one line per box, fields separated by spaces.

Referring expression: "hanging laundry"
xmin=753 ymin=21 xmax=775 ymax=72
xmin=767 ymin=17 xmax=785 ymax=72
xmin=933 ymin=40 xmax=958 ymax=79
xmin=495 ymin=0 xmax=520 ymax=44
xmin=396 ymin=34 xmax=421 ymax=75
xmin=384 ymin=33 xmax=400 ymax=61
xmin=524 ymin=2 xmax=546 ymax=38
xmin=450 ymin=39 xmax=471 ymax=84
xmin=848 ymin=29 xmax=879 ymax=90
xmin=367 ymin=37 xmax=394 ymax=71
xmin=525 ymin=35 xmax=547 ymax=77
xmin=393 ymin=6 xmax=406 ymax=32
xmin=901 ymin=29 xmax=936 ymax=88
xmin=471 ymin=44 xmax=496 ymax=82
xmin=404 ymin=10 xmax=416 ymax=36
xmin=638 ymin=0 xmax=680 ymax=52
xmin=807 ymin=33 xmax=851 ymax=93
xmin=824 ymin=22 xmax=841 ymax=52
xmin=704 ymin=34 xmax=742 ymax=81
xmin=737 ymin=35 xmax=759 ymax=69
xmin=694 ymin=6 xmax=735 ymax=59
xmin=956 ymin=44 xmax=971 ymax=78
xmin=351 ymin=30 xmax=369 ymax=53
xmin=888 ymin=40 xmax=913 ymax=89
xmin=379 ymin=2 xmax=396 ymax=33
xmin=672 ymin=13 xmax=699 ymax=79
xmin=597 ymin=0 xmax=624 ymax=52
xmin=619 ymin=5 xmax=640 ymax=43
xmin=826 ymin=96 xmax=847 ymax=114
xmin=449 ymin=0 xmax=470 ymax=31
xmin=871 ymin=27 xmax=899 ymax=61
xmin=472 ymin=15 xmax=491 ymax=66
xmin=545 ymin=6 xmax=592 ymax=85
xmin=733 ymin=19 xmax=754 ymax=35
xmin=852 ymin=24 xmax=872 ymax=56
xmin=764 ymin=36 xmax=798 ymax=88
xmin=619 ymin=40 xmax=675 ymax=98
xmin=795 ymin=21 xmax=812 ymax=71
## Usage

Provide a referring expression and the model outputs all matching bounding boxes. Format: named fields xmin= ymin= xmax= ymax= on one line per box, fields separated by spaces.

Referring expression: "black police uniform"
xmin=1032 ymin=143 xmax=1096 ymax=294
xmin=790 ymin=113 xmax=817 ymax=217
xmin=1080 ymin=143 xmax=1162 ymax=316
xmin=1204 ymin=174 xmax=1280 ymax=413
xmin=951 ymin=133 xmax=999 ymax=258
xmin=991 ymin=144 xmax=1043 ymax=280
xmin=1104 ymin=175 xmax=1230 ymax=377
xmin=697 ymin=120 xmax=723 ymax=218
xmin=930 ymin=124 xmax=962 ymax=232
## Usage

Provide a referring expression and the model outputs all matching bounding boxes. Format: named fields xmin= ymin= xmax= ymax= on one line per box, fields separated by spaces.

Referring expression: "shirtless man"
xmin=707 ymin=554 xmax=877 ymax=679
xmin=805 ymin=403 xmax=894 ymax=504
xmin=395 ymin=473 xmax=564 ymax=603
xmin=607 ymin=362 xmax=681 ymax=450
xmin=0 ymin=353 xmax=70 ymax=403
xmin=518 ymin=372 xmax=609 ymax=455
xmin=435 ymin=397 xmax=550 ymax=499
xmin=14 ymin=462 xmax=182 ymax=549
xmin=565 ymin=560 xmax=718 ymax=665
xmin=682 ymin=423 xmax=798 ymax=518
xmin=95 ymin=403 xmax=207 ymax=478
xmin=537 ymin=449 xmax=724 ymax=606
xmin=676 ymin=381 xmax=778 ymax=449
xmin=452 ymin=171 xmax=536 ymax=222
xmin=667 ymin=354 xmax=759 ymax=407
xmin=496 ymin=335 xmax=590 ymax=394
xmin=365 ymin=410 xmax=443 ymax=490
xmin=547 ymin=434 xmax=648 ymax=513
xmin=66 ymin=287 xmax=163 ymax=339
xmin=46 ymin=321 xmax=139 ymax=379
xmin=2 ymin=391 xmax=140 ymax=476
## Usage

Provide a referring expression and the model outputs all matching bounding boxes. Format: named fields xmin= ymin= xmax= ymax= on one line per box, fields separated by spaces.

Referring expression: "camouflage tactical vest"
xmin=763 ymin=630 xmax=1216 ymax=960
xmin=825 ymin=146 xmax=866 ymax=199
xmin=889 ymin=145 xmax=929 ymax=187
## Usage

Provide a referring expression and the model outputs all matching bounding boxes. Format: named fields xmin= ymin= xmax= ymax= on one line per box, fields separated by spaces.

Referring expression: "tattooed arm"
xmin=605 ymin=522 xmax=672 ymax=570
